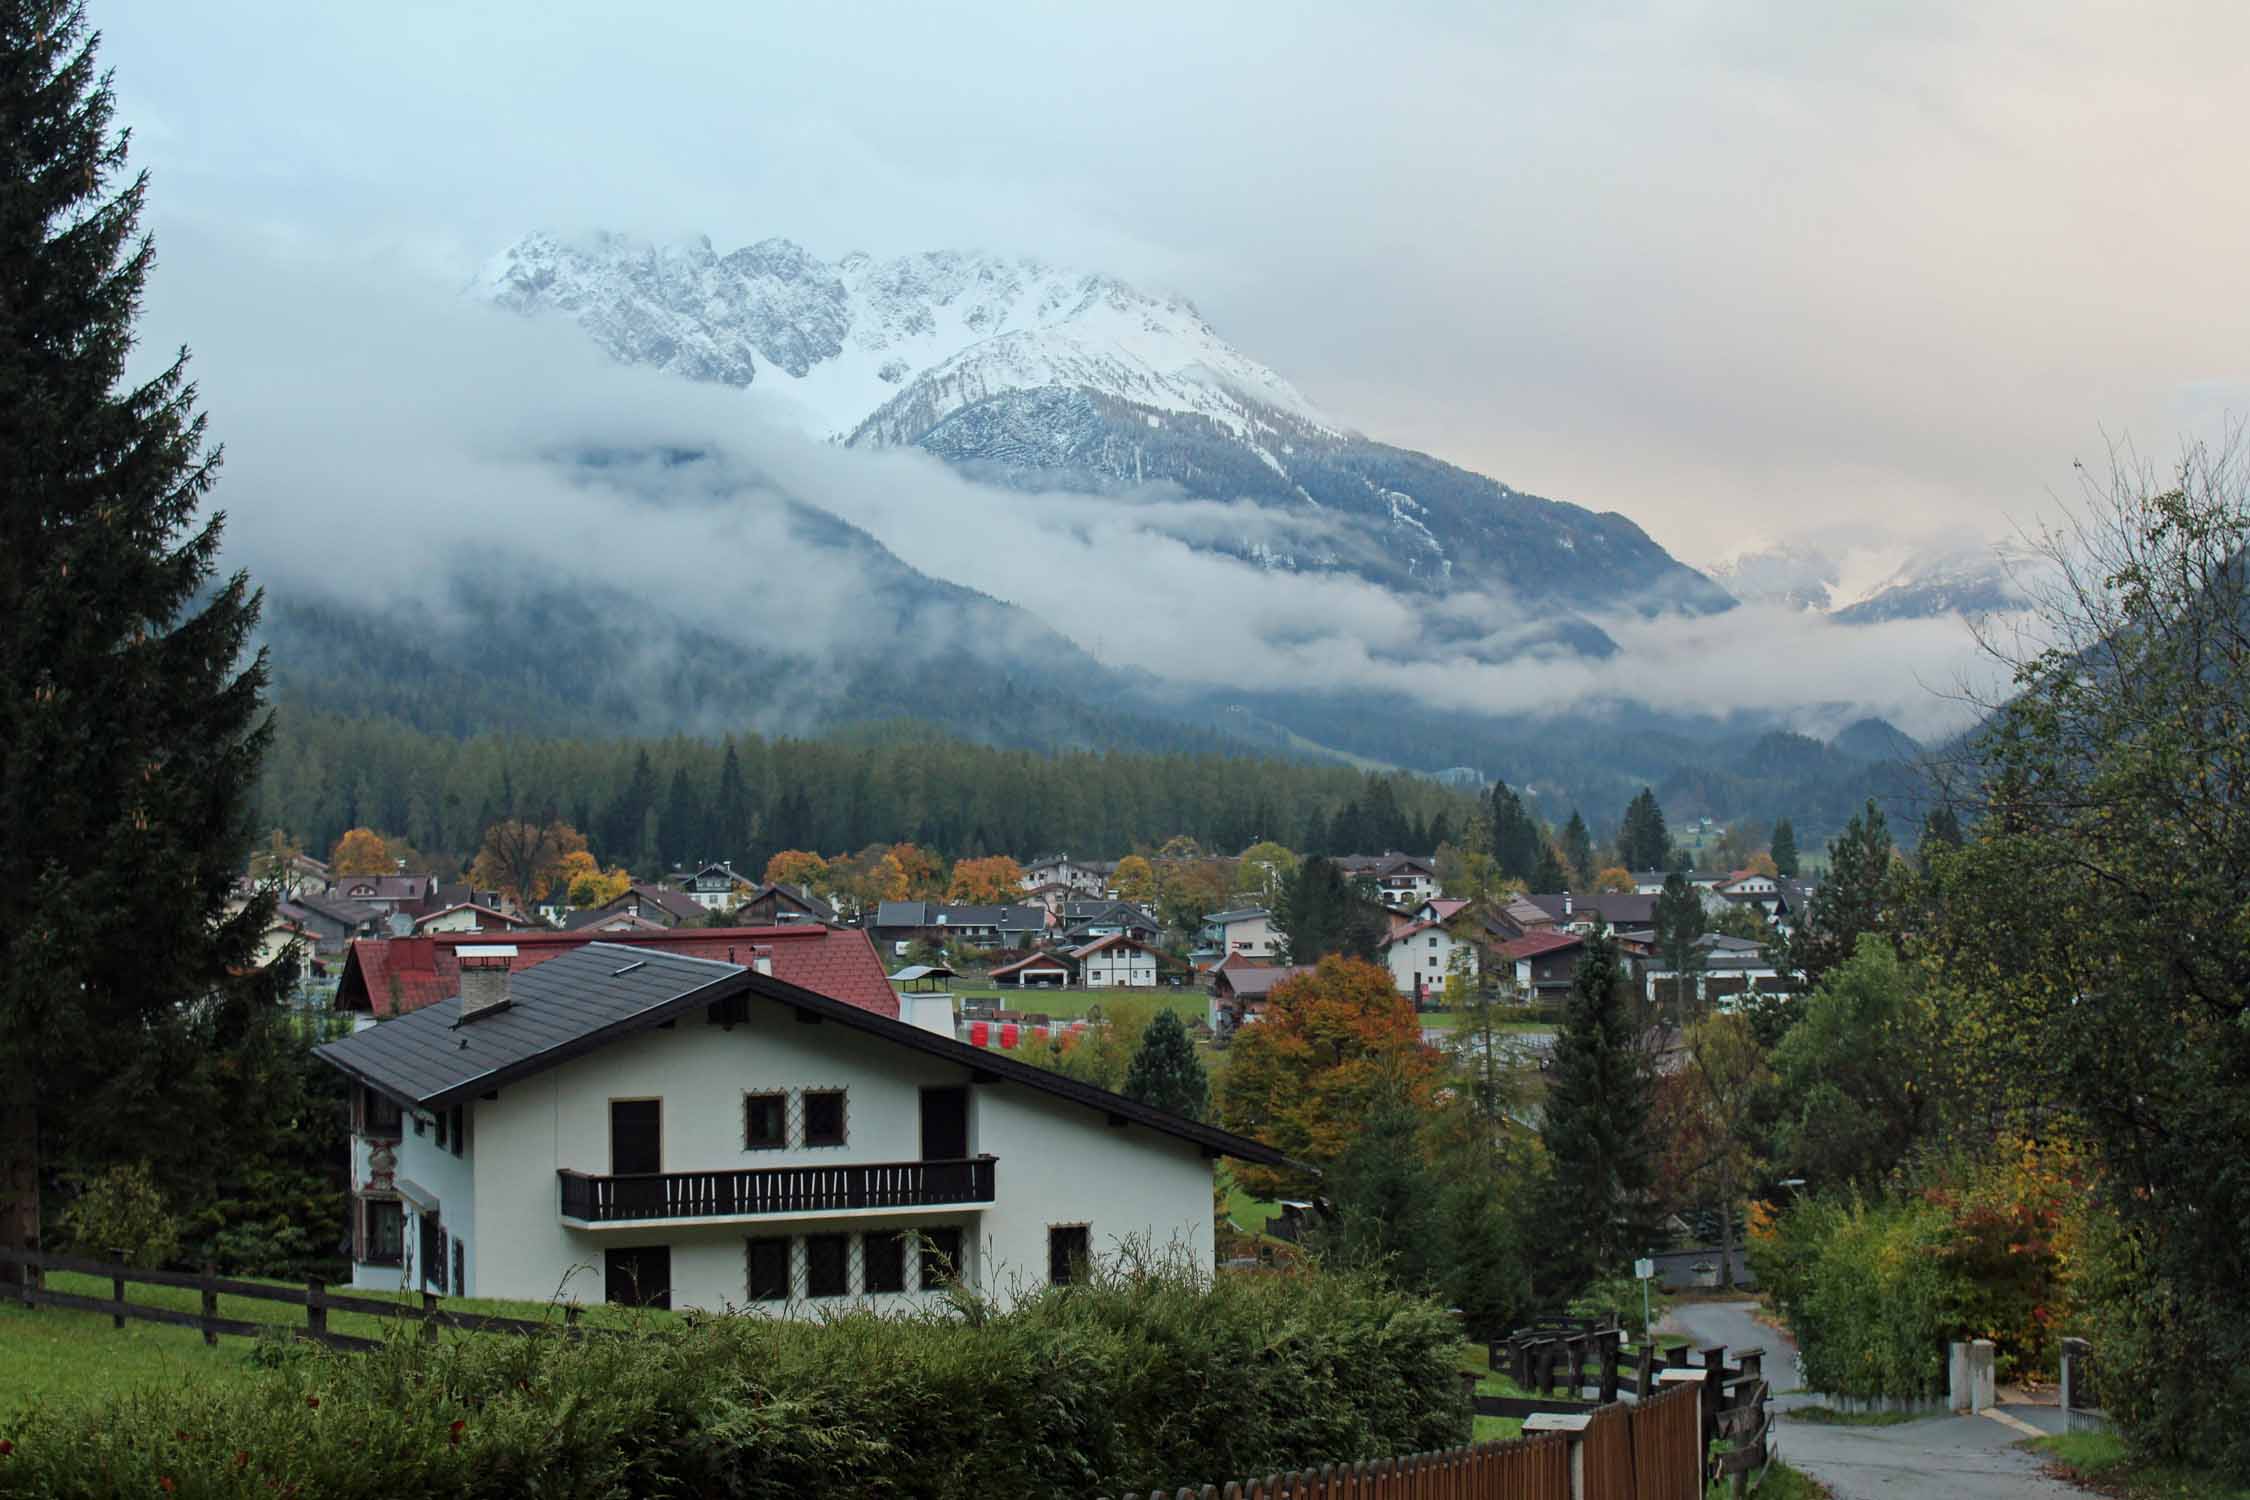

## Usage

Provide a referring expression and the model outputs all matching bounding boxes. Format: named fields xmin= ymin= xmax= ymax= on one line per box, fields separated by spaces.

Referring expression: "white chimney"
xmin=1563 ymin=892 xmax=1574 ymax=917
xmin=457 ymin=944 xmax=517 ymax=1019
xmin=751 ymin=944 xmax=773 ymax=977
xmin=906 ymin=991 xmax=957 ymax=1039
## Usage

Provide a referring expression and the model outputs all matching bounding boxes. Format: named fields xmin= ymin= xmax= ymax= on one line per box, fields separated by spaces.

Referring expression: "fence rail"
xmin=0 ymin=1245 xmax=594 ymax=1352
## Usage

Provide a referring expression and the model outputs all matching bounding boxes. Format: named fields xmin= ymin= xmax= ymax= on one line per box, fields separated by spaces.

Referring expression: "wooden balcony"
xmin=557 ymin=1156 xmax=996 ymax=1225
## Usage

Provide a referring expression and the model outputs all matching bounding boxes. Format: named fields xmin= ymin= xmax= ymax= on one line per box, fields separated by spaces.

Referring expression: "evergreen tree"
xmin=1652 ymin=871 xmax=1708 ymax=1020
xmin=1487 ymin=781 xmax=1542 ymax=883
xmin=1531 ymin=841 xmax=1568 ymax=893
xmin=1617 ymin=788 xmax=1670 ymax=871
xmin=1120 ymin=1010 xmax=1208 ymax=1120
xmin=2 ymin=2 xmax=276 ymax=1281
xmin=1310 ymin=1087 xmax=1437 ymax=1287
xmin=1917 ymin=804 xmax=1962 ymax=870
xmin=1779 ymin=799 xmax=1897 ymax=996
xmin=1560 ymin=810 xmax=1594 ymax=885
xmin=1769 ymin=817 xmax=1799 ymax=878
xmin=1275 ymin=857 xmax=1383 ymax=963
xmin=658 ymin=764 xmax=698 ymax=868
xmin=713 ymin=739 xmax=751 ymax=863
xmin=601 ymin=749 xmax=656 ymax=861
xmin=1535 ymin=925 xmax=1657 ymax=1296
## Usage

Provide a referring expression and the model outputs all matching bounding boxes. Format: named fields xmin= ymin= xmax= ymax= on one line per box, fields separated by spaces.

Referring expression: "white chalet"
xmin=313 ymin=943 xmax=1278 ymax=1311
xmin=1069 ymin=933 xmax=1161 ymax=988
xmin=1378 ymin=917 xmax=1479 ymax=1003
xmin=1199 ymin=908 xmax=1279 ymax=961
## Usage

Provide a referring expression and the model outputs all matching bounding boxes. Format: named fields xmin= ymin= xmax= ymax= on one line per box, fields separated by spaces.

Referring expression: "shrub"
xmin=0 ymin=1257 xmax=1468 ymax=1498
xmin=1749 ymin=1194 xmax=1953 ymax=1400
xmin=1567 ymin=1272 xmax=1669 ymax=1339
xmin=58 ymin=1161 xmax=180 ymax=1268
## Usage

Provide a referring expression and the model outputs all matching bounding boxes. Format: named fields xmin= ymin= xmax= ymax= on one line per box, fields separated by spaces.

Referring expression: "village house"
xmin=672 ymin=861 xmax=747 ymax=914
xmin=313 ymin=941 xmax=1287 ymax=1310
xmin=986 ymin=949 xmax=1078 ymax=988
xmin=1378 ymin=915 xmax=1479 ymax=1005
xmin=1069 ymin=932 xmax=1161 ymax=988
xmin=333 ymin=872 xmax=440 ymax=918
xmin=273 ymin=892 xmax=382 ymax=954
xmin=565 ymin=883 xmax=706 ymax=931
xmin=1628 ymin=869 xmax=1728 ymax=895
xmin=1500 ymin=929 xmax=1585 ymax=1002
xmin=1017 ymin=854 xmax=1115 ymax=899
xmin=732 ymin=881 xmax=836 ymax=927
xmin=412 ymin=902 xmax=536 ymax=936
xmin=1335 ymin=853 xmax=1440 ymax=910
xmin=1057 ymin=899 xmax=1159 ymax=947
xmin=1529 ymin=890 xmax=1659 ymax=935
xmin=1207 ymin=959 xmax=1312 ymax=1031
xmin=869 ymin=902 xmax=1048 ymax=954
xmin=1198 ymin=907 xmax=1279 ymax=961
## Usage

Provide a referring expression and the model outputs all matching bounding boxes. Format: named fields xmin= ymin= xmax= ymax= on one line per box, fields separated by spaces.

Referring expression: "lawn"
xmin=926 ymin=986 xmax=1211 ymax=1025
xmin=1417 ymin=1011 xmax=1556 ymax=1035
xmin=0 ymin=1270 xmax=666 ymax=1414
xmin=2029 ymin=1431 xmax=2250 ymax=1500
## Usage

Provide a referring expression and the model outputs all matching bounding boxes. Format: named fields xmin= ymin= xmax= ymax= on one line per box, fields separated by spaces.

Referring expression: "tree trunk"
xmin=0 ymin=1078 xmax=37 ymax=1290
xmin=1718 ymin=1159 xmax=1737 ymax=1290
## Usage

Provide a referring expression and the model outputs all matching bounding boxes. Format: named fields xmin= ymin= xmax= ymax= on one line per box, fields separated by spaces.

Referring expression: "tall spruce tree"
xmin=1120 ymin=1010 xmax=1208 ymax=1120
xmin=1617 ymin=788 xmax=1669 ymax=871
xmin=1488 ymin=781 xmax=1542 ymax=883
xmin=1768 ymin=817 xmax=1799 ymax=878
xmin=1560 ymin=809 xmax=1594 ymax=885
xmin=1531 ymin=841 xmax=1568 ymax=894
xmin=1779 ymin=799 xmax=1897 ymax=995
xmin=1275 ymin=856 xmax=1382 ymax=963
xmin=0 ymin=2 xmax=274 ymax=1280
xmin=1652 ymin=871 xmax=1708 ymax=1020
xmin=713 ymin=738 xmax=751 ymax=863
xmin=1535 ymin=924 xmax=1657 ymax=1296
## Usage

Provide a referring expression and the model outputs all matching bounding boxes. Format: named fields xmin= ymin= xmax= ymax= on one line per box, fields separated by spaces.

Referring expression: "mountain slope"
xmin=474 ymin=231 xmax=1732 ymax=616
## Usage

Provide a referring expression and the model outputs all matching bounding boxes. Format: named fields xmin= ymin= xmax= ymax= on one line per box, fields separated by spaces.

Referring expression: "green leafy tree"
xmin=1 ymin=4 xmax=279 ymax=1283
xmin=1617 ymin=788 xmax=1669 ymax=871
xmin=1231 ymin=840 xmax=1298 ymax=903
xmin=1769 ymin=817 xmax=1799 ymax=878
xmin=1560 ymin=810 xmax=1595 ymax=885
xmin=1120 ymin=1010 xmax=1208 ymax=1120
xmin=1765 ymin=934 xmax=1937 ymax=1191
xmin=1310 ymin=1087 xmax=1438 ymax=1288
xmin=1535 ymin=925 xmax=1658 ymax=1296
xmin=1917 ymin=805 xmax=1962 ymax=871
xmin=1923 ymin=446 xmax=2250 ymax=1477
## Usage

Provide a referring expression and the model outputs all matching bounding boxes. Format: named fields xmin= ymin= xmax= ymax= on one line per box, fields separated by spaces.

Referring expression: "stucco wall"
xmin=463 ymin=999 xmax=1215 ymax=1310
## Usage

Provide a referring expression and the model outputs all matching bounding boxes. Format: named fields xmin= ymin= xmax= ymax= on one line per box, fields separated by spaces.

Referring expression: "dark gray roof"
xmin=313 ymin=944 xmax=739 ymax=1108
xmin=315 ymin=940 xmax=1294 ymax=1169
xmin=873 ymin=900 xmax=929 ymax=927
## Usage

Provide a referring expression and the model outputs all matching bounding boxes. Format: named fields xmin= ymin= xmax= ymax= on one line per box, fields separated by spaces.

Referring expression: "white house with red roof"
xmin=1379 ymin=914 xmax=1480 ymax=1003
xmin=1070 ymin=932 xmax=1160 ymax=988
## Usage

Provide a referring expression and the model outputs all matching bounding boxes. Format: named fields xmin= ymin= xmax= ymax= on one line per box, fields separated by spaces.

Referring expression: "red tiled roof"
xmin=1383 ymin=918 xmax=1446 ymax=946
xmin=1501 ymin=930 xmax=1584 ymax=960
xmin=988 ymin=950 xmax=1077 ymax=980
xmin=1068 ymin=932 xmax=1156 ymax=960
xmin=338 ymin=924 xmax=897 ymax=1020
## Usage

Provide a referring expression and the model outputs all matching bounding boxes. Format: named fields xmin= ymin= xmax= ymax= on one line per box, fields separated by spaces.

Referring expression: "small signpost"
xmin=1634 ymin=1256 xmax=1656 ymax=1338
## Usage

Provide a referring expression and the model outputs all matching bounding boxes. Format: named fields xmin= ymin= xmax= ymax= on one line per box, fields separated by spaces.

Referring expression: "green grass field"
xmin=0 ymin=1270 xmax=665 ymax=1413
xmin=918 ymin=986 xmax=1211 ymax=1024
xmin=1416 ymin=1011 xmax=1556 ymax=1035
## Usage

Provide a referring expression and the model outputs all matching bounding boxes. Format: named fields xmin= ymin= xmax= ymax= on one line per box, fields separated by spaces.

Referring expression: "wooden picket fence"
xmin=1097 ymin=1382 xmax=1703 ymax=1500
xmin=0 ymin=1245 xmax=593 ymax=1351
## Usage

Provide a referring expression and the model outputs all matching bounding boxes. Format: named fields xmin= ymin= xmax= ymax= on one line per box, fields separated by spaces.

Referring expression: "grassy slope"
xmin=0 ymin=1271 xmax=667 ymax=1414
xmin=2030 ymin=1432 xmax=2250 ymax=1500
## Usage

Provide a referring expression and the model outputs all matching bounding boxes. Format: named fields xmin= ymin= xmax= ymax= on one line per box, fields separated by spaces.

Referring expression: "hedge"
xmin=0 ymin=1257 xmax=1467 ymax=1498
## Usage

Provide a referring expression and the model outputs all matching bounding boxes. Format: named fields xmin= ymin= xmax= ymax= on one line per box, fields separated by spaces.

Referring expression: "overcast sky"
xmin=104 ymin=0 xmax=2250 ymax=565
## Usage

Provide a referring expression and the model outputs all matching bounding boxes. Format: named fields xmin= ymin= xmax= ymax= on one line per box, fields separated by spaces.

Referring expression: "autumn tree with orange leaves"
xmin=946 ymin=854 xmax=1024 ymax=904
xmin=328 ymin=827 xmax=391 ymax=876
xmin=1216 ymin=956 xmax=1441 ymax=1199
xmin=764 ymin=849 xmax=828 ymax=892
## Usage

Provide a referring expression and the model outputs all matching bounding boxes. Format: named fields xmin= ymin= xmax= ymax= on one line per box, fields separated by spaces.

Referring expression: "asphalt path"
xmin=1658 ymin=1300 xmax=2086 ymax=1499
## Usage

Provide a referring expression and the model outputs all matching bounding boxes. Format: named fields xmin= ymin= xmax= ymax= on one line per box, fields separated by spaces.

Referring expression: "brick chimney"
xmin=457 ymin=944 xmax=517 ymax=1020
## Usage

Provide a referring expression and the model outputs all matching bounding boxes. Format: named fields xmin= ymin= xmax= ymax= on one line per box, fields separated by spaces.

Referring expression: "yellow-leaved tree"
xmin=328 ymin=827 xmax=390 ymax=876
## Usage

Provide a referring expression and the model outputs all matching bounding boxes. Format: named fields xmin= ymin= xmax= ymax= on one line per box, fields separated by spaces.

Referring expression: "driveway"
xmin=1658 ymin=1300 xmax=2084 ymax=1499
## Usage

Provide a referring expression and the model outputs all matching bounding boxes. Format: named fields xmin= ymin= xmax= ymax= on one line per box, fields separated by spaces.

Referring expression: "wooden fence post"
xmin=421 ymin=1288 xmax=440 ymax=1343
xmin=1599 ymin=1331 xmax=1621 ymax=1404
xmin=306 ymin=1276 xmax=327 ymax=1343
xmin=200 ymin=1262 xmax=219 ymax=1346
xmin=1700 ymin=1345 xmax=1727 ymax=1456
xmin=1635 ymin=1340 xmax=1655 ymax=1399
xmin=110 ymin=1247 xmax=126 ymax=1330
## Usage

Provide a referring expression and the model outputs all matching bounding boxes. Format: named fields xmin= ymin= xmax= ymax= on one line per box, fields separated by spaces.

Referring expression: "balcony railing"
xmin=557 ymin=1156 xmax=997 ymax=1223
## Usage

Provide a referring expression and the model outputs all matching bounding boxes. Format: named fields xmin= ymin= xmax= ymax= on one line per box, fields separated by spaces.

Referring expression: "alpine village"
xmin=5 ymin=5 xmax=2248 ymax=1499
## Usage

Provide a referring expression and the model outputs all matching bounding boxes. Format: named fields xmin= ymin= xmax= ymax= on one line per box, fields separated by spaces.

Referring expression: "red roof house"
xmin=337 ymin=924 xmax=899 ymax=1020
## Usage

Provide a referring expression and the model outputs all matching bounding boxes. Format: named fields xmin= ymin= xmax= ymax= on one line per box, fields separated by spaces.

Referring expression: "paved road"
xmin=1658 ymin=1300 xmax=2085 ymax=1499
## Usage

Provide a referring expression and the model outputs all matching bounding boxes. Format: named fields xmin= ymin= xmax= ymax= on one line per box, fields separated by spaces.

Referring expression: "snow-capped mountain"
xmin=474 ymin=230 xmax=1731 ymax=617
xmin=1706 ymin=539 xmax=2043 ymax=624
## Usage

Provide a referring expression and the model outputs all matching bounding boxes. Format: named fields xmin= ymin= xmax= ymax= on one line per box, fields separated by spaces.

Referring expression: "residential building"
xmin=869 ymin=902 xmax=1048 ymax=953
xmin=1378 ymin=917 xmax=1479 ymax=1004
xmin=1018 ymin=855 xmax=1116 ymax=899
xmin=1207 ymin=960 xmax=1312 ymax=1030
xmin=1335 ymin=853 xmax=1440 ymax=910
xmin=1057 ymin=899 xmax=1159 ymax=947
xmin=1528 ymin=890 xmax=1660 ymax=935
xmin=674 ymin=862 xmax=747 ymax=914
xmin=1070 ymin=933 xmax=1160 ymax=988
xmin=314 ymin=942 xmax=1285 ymax=1309
xmin=987 ymin=950 xmax=1079 ymax=988
xmin=332 ymin=872 xmax=439 ymax=917
xmin=565 ymin=883 xmax=706 ymax=931
xmin=733 ymin=881 xmax=837 ymax=927
xmin=1198 ymin=907 xmax=1279 ymax=961
xmin=1501 ymin=930 xmax=1586 ymax=1001
xmin=274 ymin=893 xmax=381 ymax=954
xmin=412 ymin=902 xmax=535 ymax=936
xmin=1628 ymin=870 xmax=1728 ymax=895
xmin=335 ymin=923 xmax=898 ymax=1021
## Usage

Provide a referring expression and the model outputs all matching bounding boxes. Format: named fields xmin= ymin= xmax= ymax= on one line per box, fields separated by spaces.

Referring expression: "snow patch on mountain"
xmin=474 ymin=230 xmax=1332 ymax=442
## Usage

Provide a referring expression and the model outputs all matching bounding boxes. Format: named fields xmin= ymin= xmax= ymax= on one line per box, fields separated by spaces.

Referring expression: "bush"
xmin=1567 ymin=1273 xmax=1668 ymax=1339
xmin=58 ymin=1161 xmax=180 ymax=1268
xmin=1749 ymin=1194 xmax=1954 ymax=1400
xmin=0 ymin=1257 xmax=1468 ymax=1498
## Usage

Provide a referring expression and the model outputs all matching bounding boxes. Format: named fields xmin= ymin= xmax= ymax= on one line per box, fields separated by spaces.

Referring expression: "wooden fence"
xmin=0 ymin=1245 xmax=592 ymax=1351
xmin=1096 ymin=1383 xmax=1704 ymax=1500
xmin=1098 ymin=1431 xmax=1572 ymax=1500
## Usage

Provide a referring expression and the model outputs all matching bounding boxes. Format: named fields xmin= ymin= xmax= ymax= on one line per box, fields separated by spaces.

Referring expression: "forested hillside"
xmin=256 ymin=707 xmax=1482 ymax=872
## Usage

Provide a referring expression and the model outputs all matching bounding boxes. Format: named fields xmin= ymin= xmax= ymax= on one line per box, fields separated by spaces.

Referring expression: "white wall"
xmin=464 ymin=999 xmax=1214 ymax=1311
xmin=1383 ymin=929 xmax=1477 ymax=997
